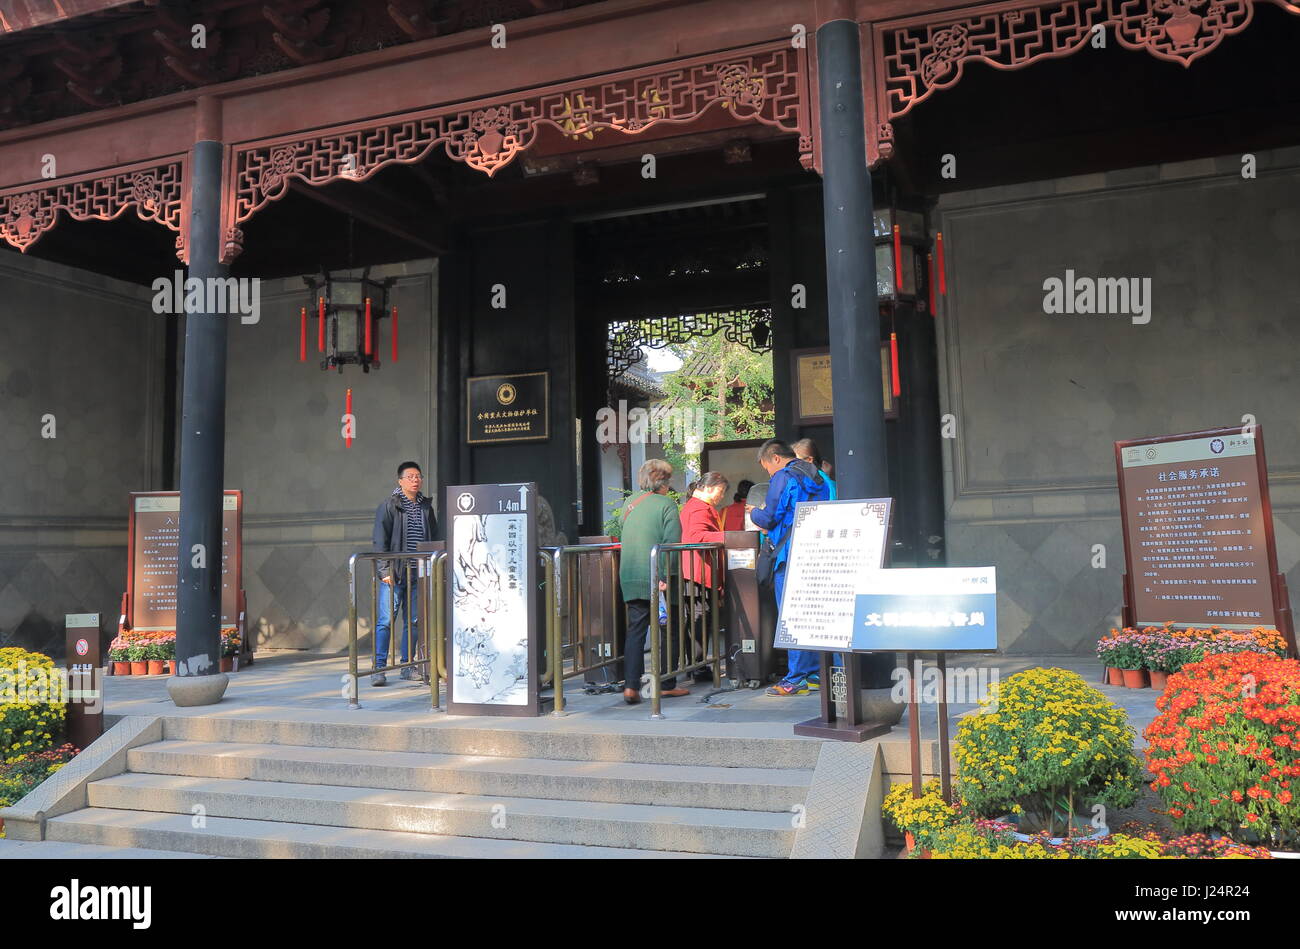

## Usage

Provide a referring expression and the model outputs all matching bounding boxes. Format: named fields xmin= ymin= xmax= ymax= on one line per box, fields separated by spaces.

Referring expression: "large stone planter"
xmin=166 ymin=673 xmax=230 ymax=707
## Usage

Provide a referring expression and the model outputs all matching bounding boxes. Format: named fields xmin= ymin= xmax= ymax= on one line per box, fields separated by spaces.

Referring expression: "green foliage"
xmin=654 ymin=331 xmax=774 ymax=472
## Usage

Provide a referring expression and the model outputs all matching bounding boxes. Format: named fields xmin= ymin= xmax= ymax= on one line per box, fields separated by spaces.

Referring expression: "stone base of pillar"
xmin=166 ymin=673 xmax=230 ymax=707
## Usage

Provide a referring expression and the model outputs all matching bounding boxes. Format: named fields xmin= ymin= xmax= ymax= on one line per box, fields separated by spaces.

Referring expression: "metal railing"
xmin=346 ymin=550 xmax=444 ymax=710
xmin=647 ymin=541 xmax=725 ymax=719
xmin=545 ymin=543 xmax=622 ymax=715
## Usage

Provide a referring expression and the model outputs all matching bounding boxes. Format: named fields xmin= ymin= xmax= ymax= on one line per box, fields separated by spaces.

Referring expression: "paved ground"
xmin=98 ymin=652 xmax=1162 ymax=746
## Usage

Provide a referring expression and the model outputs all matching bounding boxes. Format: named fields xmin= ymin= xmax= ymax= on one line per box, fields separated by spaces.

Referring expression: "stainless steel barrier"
xmin=346 ymin=550 xmax=443 ymax=711
xmin=545 ymin=543 xmax=622 ymax=715
xmin=647 ymin=541 xmax=724 ymax=719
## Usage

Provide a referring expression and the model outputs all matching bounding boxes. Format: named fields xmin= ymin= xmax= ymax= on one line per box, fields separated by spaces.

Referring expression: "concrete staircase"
xmin=42 ymin=715 xmax=821 ymax=858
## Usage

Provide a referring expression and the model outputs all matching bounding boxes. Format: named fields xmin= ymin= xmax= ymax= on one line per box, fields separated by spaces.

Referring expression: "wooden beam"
xmin=288 ymin=179 xmax=444 ymax=255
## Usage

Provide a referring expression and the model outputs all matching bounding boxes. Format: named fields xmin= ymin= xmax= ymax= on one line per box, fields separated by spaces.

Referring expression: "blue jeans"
xmin=375 ymin=578 xmax=419 ymax=667
xmin=775 ymin=566 xmax=820 ymax=681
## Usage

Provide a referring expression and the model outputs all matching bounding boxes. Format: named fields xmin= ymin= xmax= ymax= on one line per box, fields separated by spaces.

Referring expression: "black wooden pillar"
xmin=818 ymin=16 xmax=895 ymax=697
xmin=175 ymin=110 xmax=229 ymax=686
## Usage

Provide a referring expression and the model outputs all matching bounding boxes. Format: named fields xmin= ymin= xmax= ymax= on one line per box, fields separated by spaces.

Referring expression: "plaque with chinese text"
xmin=852 ymin=567 xmax=997 ymax=651
xmin=774 ymin=499 xmax=892 ymax=653
xmin=1116 ymin=426 xmax=1291 ymax=636
xmin=444 ymin=482 xmax=543 ymax=716
xmin=127 ymin=492 xmax=241 ymax=631
xmin=792 ymin=348 xmax=897 ymax=424
xmin=467 ymin=371 xmax=549 ymax=444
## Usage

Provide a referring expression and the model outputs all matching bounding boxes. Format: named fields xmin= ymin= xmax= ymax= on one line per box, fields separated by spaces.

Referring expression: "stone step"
xmin=87 ymin=773 xmax=795 ymax=857
xmin=0 ymin=837 xmax=223 ymax=859
xmin=45 ymin=808 xmax=740 ymax=859
xmin=126 ymin=740 xmax=811 ymax=812
xmin=159 ymin=714 xmax=824 ymax=769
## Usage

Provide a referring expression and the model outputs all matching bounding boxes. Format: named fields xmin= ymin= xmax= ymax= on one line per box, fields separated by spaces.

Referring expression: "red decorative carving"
xmin=0 ymin=158 xmax=186 ymax=258
xmin=223 ymin=40 xmax=810 ymax=261
xmin=868 ymin=0 xmax=1300 ymax=166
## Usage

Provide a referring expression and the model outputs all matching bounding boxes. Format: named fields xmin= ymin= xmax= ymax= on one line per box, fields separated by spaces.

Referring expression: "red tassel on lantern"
xmin=936 ymin=231 xmax=947 ymax=295
xmin=364 ymin=297 xmax=372 ymax=356
xmin=391 ymin=305 xmax=398 ymax=362
xmin=345 ymin=388 xmax=353 ymax=448
xmin=317 ymin=296 xmax=325 ymax=352
xmin=927 ymin=253 xmax=936 ymax=316
xmin=890 ymin=332 xmax=901 ymax=398
xmin=299 ymin=306 xmax=306 ymax=361
xmin=892 ymin=223 xmax=903 ymax=293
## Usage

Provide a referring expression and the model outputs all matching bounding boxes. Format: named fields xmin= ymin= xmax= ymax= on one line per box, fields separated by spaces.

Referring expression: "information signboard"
xmin=852 ymin=567 xmax=997 ymax=651
xmin=1115 ymin=426 xmax=1292 ymax=641
xmin=445 ymin=482 xmax=543 ymax=716
xmin=774 ymin=498 xmax=892 ymax=653
xmin=127 ymin=492 xmax=241 ymax=631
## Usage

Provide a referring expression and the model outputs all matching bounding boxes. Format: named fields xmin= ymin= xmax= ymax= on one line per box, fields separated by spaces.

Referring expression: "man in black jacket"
xmin=371 ymin=461 xmax=437 ymax=685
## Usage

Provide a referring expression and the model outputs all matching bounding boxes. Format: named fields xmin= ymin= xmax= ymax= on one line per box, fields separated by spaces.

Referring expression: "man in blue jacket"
xmin=748 ymin=439 xmax=829 ymax=696
xmin=371 ymin=461 xmax=437 ymax=686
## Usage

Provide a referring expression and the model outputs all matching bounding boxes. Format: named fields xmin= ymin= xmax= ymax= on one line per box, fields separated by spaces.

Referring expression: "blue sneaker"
xmin=806 ymin=673 xmax=821 ymax=691
xmin=766 ymin=677 xmax=810 ymax=696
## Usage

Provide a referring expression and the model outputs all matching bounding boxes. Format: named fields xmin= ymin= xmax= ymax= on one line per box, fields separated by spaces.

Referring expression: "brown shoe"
xmin=661 ymin=687 xmax=690 ymax=697
xmin=623 ymin=689 xmax=642 ymax=705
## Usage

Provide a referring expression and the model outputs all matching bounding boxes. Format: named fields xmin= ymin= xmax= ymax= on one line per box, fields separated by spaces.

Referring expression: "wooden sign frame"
xmin=791 ymin=346 xmax=897 ymax=425
xmin=466 ymin=371 xmax=550 ymax=444
xmin=1114 ymin=425 xmax=1295 ymax=654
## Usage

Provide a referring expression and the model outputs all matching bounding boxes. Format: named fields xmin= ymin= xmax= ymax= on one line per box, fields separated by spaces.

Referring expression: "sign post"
xmin=775 ymin=498 xmax=893 ymax=741
xmin=64 ymin=613 xmax=103 ymax=751
xmin=1115 ymin=425 xmax=1295 ymax=652
xmin=444 ymin=482 xmax=547 ymax=716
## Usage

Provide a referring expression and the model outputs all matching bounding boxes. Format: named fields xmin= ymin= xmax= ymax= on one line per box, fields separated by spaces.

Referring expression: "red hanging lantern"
xmin=345 ymin=388 xmax=353 ymax=448
xmin=890 ymin=332 xmax=901 ymax=399
xmin=299 ymin=306 xmax=307 ymax=361
xmin=317 ymin=296 xmax=325 ymax=352
xmin=364 ymin=297 xmax=372 ymax=356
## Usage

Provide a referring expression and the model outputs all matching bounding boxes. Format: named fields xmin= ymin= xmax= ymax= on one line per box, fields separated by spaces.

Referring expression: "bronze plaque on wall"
xmin=1115 ymin=426 xmax=1288 ymax=634
xmin=127 ymin=492 xmax=242 ymax=631
xmin=467 ymin=371 xmax=549 ymax=444
xmin=792 ymin=347 xmax=897 ymax=424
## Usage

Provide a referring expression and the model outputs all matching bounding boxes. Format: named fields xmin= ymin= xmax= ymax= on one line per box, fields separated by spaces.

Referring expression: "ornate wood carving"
xmin=222 ymin=40 xmax=810 ymax=262
xmin=868 ymin=0 xmax=1300 ymax=166
xmin=606 ymin=307 xmax=772 ymax=384
xmin=0 ymin=158 xmax=187 ymax=260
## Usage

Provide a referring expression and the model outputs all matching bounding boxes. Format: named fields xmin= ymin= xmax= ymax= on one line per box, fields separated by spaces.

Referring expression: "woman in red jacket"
xmin=679 ymin=471 xmax=729 ymax=683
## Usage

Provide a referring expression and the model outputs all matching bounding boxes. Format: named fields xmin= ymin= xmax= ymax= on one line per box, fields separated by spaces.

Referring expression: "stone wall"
xmin=937 ymin=147 xmax=1300 ymax=654
xmin=0 ymin=253 xmax=163 ymax=657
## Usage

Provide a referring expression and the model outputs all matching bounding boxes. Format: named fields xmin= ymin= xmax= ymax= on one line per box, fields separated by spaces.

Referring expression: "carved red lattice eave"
xmin=221 ymin=39 xmax=812 ymax=263
xmin=866 ymin=0 xmax=1300 ymax=167
xmin=0 ymin=156 xmax=189 ymax=261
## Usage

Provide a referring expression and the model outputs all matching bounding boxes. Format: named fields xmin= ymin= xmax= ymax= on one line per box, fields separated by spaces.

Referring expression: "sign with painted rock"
xmin=445 ymin=481 xmax=544 ymax=716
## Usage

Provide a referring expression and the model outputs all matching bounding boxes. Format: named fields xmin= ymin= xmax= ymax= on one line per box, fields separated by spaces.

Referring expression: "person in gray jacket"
xmin=371 ymin=461 xmax=437 ymax=685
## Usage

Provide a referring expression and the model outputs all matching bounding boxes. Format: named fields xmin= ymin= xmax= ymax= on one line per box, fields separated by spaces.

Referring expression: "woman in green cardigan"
xmin=618 ymin=458 xmax=688 ymax=705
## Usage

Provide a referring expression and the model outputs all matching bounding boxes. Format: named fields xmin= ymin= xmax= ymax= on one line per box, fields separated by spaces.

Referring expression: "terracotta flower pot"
xmin=1106 ymin=666 xmax=1124 ymax=687
xmin=147 ymin=660 xmax=165 ymax=676
xmin=113 ymin=661 xmax=131 ymax=676
xmin=1122 ymin=668 xmax=1147 ymax=689
xmin=220 ymin=656 xmax=233 ymax=673
xmin=1149 ymin=670 xmax=1169 ymax=691
xmin=130 ymin=661 xmax=148 ymax=676
xmin=167 ymin=660 xmax=177 ymax=675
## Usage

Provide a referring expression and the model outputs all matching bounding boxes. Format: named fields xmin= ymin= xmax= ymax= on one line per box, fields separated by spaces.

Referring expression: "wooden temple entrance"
xmin=4 ymin=0 xmax=1300 ymax=669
